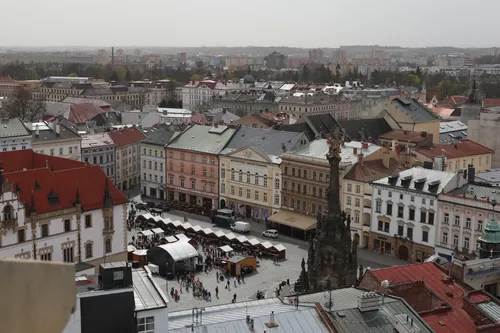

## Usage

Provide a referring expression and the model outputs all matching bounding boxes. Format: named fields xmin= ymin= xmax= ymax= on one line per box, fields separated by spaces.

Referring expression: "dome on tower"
xmin=243 ymin=69 xmax=255 ymax=84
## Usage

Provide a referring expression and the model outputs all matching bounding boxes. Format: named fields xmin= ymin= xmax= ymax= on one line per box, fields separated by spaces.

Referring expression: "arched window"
xmin=105 ymin=238 xmax=112 ymax=254
xmin=3 ymin=205 xmax=12 ymax=221
xmin=85 ymin=243 xmax=93 ymax=259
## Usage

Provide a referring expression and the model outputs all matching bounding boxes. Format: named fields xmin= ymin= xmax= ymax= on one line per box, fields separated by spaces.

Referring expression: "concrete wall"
xmin=468 ymin=112 xmax=500 ymax=168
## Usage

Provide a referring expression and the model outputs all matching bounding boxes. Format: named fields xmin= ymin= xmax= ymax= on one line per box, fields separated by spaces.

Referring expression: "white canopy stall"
xmin=151 ymin=228 xmax=165 ymax=237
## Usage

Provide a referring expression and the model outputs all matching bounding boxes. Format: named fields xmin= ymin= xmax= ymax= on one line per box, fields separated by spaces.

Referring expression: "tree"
xmin=110 ymin=71 xmax=119 ymax=82
xmin=191 ymin=74 xmax=203 ymax=81
xmin=67 ymin=73 xmax=78 ymax=77
xmin=114 ymin=66 xmax=127 ymax=81
xmin=125 ymin=69 xmax=131 ymax=81
xmin=2 ymin=87 xmax=45 ymax=122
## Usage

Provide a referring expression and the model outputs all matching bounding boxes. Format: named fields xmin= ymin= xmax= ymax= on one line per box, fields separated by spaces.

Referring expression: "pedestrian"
xmin=233 ymin=277 xmax=237 ymax=287
xmin=241 ymin=271 xmax=245 ymax=283
xmin=215 ymin=286 xmax=219 ymax=298
xmin=237 ymin=276 xmax=240 ymax=284
xmin=180 ymin=283 xmax=183 ymax=293
xmin=216 ymin=271 xmax=219 ymax=282
xmin=208 ymin=291 xmax=211 ymax=301
xmin=233 ymin=293 xmax=237 ymax=303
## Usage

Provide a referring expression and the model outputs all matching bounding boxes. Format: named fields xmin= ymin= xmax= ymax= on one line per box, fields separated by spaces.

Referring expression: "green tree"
xmin=2 ymin=87 xmax=45 ymax=121
xmin=25 ymin=68 xmax=39 ymax=80
xmin=114 ymin=66 xmax=127 ymax=81
xmin=110 ymin=71 xmax=119 ymax=82
xmin=191 ymin=74 xmax=203 ymax=81
xmin=301 ymin=65 xmax=310 ymax=82
xmin=407 ymin=74 xmax=421 ymax=86
xmin=125 ymin=69 xmax=131 ymax=81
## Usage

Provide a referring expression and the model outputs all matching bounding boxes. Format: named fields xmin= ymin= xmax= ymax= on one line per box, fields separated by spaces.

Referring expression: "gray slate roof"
xmin=224 ymin=127 xmax=306 ymax=156
xmin=209 ymin=109 xmax=240 ymax=123
xmin=30 ymin=121 xmax=80 ymax=143
xmin=0 ymin=118 xmax=31 ymax=138
xmin=392 ymin=97 xmax=439 ymax=123
xmin=167 ymin=124 xmax=236 ymax=154
xmin=448 ymin=183 xmax=499 ymax=201
xmin=142 ymin=128 xmax=177 ymax=146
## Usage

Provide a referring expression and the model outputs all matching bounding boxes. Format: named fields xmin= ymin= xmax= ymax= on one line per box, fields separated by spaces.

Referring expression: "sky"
xmin=2 ymin=0 xmax=500 ymax=48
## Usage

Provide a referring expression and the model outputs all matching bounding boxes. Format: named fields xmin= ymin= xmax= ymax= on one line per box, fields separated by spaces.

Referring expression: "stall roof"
xmin=267 ymin=210 xmax=316 ymax=231
xmin=273 ymin=244 xmax=286 ymax=252
xmin=191 ymin=225 xmax=203 ymax=232
xmin=260 ymin=241 xmax=273 ymax=249
xmin=139 ymin=213 xmax=154 ymax=220
xmin=127 ymin=245 xmax=137 ymax=252
xmin=165 ymin=236 xmax=178 ymax=243
xmin=219 ymin=245 xmax=234 ymax=253
xmin=140 ymin=230 xmax=154 ymax=237
xmin=214 ymin=230 xmax=225 ymax=237
xmin=247 ymin=238 xmax=260 ymax=246
xmin=152 ymin=228 xmax=164 ymax=234
xmin=224 ymin=232 xmax=236 ymax=240
xmin=133 ymin=249 xmax=148 ymax=256
xmin=158 ymin=241 xmax=199 ymax=261
xmin=175 ymin=233 xmax=190 ymax=241
xmin=202 ymin=228 xmax=214 ymax=235
xmin=181 ymin=222 xmax=193 ymax=230
xmin=227 ymin=255 xmax=252 ymax=264
xmin=170 ymin=220 xmax=183 ymax=227
xmin=236 ymin=235 xmax=248 ymax=243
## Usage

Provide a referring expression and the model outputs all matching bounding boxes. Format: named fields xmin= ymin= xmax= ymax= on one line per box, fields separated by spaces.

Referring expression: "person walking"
xmin=215 ymin=286 xmax=219 ymax=298
xmin=233 ymin=293 xmax=237 ymax=303
xmin=233 ymin=277 xmax=237 ymax=288
xmin=216 ymin=271 xmax=219 ymax=282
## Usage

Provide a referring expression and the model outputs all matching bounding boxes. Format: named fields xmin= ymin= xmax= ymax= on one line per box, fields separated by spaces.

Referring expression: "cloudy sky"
xmin=2 ymin=0 xmax=499 ymax=48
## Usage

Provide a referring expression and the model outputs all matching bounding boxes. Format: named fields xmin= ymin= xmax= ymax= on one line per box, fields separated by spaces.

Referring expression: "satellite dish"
xmin=381 ymin=280 xmax=390 ymax=288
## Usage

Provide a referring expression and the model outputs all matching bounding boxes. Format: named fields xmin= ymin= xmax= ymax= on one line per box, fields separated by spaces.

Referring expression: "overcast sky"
xmin=3 ymin=0 xmax=499 ymax=48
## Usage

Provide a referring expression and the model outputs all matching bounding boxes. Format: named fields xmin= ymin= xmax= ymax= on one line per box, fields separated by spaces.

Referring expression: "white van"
xmin=231 ymin=221 xmax=251 ymax=234
xmin=262 ymin=229 xmax=278 ymax=239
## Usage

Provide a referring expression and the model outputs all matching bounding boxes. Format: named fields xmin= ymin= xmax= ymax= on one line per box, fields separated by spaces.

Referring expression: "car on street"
xmin=262 ymin=229 xmax=278 ymax=239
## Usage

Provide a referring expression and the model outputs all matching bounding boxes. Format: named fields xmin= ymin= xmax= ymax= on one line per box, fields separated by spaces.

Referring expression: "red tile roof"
xmin=344 ymin=158 xmax=399 ymax=182
xmin=108 ymin=127 xmax=146 ymax=146
xmin=379 ymin=130 xmax=431 ymax=143
xmin=483 ymin=98 xmax=500 ymax=108
xmin=437 ymin=96 xmax=468 ymax=107
xmin=361 ymin=262 xmax=476 ymax=333
xmin=413 ymin=140 xmax=494 ymax=160
xmin=184 ymin=79 xmax=218 ymax=89
xmin=0 ymin=150 xmax=126 ymax=213
xmin=68 ymin=103 xmax=102 ymax=124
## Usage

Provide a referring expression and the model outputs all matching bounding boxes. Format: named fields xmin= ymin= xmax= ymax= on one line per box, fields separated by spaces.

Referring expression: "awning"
xmin=223 ymin=232 xmax=236 ymax=240
xmin=165 ymin=236 xmax=178 ymax=243
xmin=127 ymin=245 xmax=137 ymax=252
xmin=202 ymin=228 xmax=214 ymax=235
xmin=246 ymin=238 xmax=260 ymax=246
xmin=181 ymin=222 xmax=193 ymax=230
xmin=158 ymin=242 xmax=198 ymax=261
xmin=273 ymin=244 xmax=286 ymax=252
xmin=214 ymin=230 xmax=225 ymax=238
xmin=152 ymin=228 xmax=164 ymax=235
xmin=191 ymin=225 xmax=203 ymax=232
xmin=133 ymin=249 xmax=148 ymax=256
xmin=138 ymin=213 xmax=154 ymax=220
xmin=175 ymin=233 xmax=190 ymax=241
xmin=140 ymin=230 xmax=154 ymax=237
xmin=267 ymin=210 xmax=317 ymax=231
xmin=219 ymin=245 xmax=234 ymax=253
xmin=170 ymin=220 xmax=183 ymax=227
xmin=260 ymin=241 xmax=273 ymax=249
xmin=236 ymin=236 xmax=248 ymax=243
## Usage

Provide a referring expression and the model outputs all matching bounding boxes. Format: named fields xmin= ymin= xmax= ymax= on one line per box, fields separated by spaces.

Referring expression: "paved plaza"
xmin=126 ymin=193 xmax=409 ymax=311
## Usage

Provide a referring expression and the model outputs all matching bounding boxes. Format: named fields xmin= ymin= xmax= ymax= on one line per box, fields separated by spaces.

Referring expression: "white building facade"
xmin=0 ymin=117 xmax=32 ymax=152
xmin=369 ymin=168 xmax=462 ymax=263
xmin=30 ymin=121 xmax=82 ymax=161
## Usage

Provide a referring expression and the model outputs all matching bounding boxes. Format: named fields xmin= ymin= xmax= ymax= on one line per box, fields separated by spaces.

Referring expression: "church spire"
xmin=325 ymin=135 xmax=342 ymax=213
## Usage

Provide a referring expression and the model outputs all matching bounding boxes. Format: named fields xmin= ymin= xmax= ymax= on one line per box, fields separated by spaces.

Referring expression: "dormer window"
xmin=48 ymin=191 xmax=60 ymax=206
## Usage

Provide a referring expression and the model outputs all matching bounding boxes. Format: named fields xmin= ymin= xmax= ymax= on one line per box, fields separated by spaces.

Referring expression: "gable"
xmin=226 ymin=146 xmax=270 ymax=163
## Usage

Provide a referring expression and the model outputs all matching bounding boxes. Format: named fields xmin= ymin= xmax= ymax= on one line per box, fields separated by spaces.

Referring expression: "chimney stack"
xmin=353 ymin=147 xmax=358 ymax=155
xmin=362 ymin=142 xmax=368 ymax=150
xmin=358 ymin=153 xmax=364 ymax=165
xmin=467 ymin=164 xmax=475 ymax=182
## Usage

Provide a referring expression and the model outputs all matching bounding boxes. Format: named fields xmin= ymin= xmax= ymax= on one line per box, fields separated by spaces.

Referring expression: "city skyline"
xmin=2 ymin=0 xmax=500 ymax=48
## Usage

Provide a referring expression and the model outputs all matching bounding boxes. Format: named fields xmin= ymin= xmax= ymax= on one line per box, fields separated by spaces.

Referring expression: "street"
xmin=127 ymin=194 xmax=408 ymax=311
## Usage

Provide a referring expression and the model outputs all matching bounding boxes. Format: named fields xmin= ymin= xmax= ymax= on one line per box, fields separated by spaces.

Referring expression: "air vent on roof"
xmin=393 ymin=314 xmax=421 ymax=333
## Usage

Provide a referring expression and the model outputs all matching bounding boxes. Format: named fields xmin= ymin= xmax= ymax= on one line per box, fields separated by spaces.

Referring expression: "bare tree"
xmin=2 ymin=87 xmax=45 ymax=122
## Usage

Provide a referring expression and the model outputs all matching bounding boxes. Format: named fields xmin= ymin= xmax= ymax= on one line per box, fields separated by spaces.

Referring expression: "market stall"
xmin=218 ymin=245 xmax=234 ymax=258
xmin=270 ymin=243 xmax=287 ymax=259
xmin=139 ymin=229 xmax=154 ymax=240
xmin=151 ymin=228 xmax=165 ymax=238
xmin=226 ymin=256 xmax=257 ymax=277
xmin=147 ymin=240 xmax=199 ymax=276
xmin=132 ymin=249 xmax=148 ymax=265
xmin=165 ymin=235 xmax=178 ymax=243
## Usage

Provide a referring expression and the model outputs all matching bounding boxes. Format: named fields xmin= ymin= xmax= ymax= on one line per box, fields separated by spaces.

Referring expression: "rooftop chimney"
xmin=56 ymin=124 xmax=60 ymax=135
xmin=357 ymin=292 xmax=381 ymax=312
xmin=358 ymin=153 xmax=364 ymax=165
xmin=362 ymin=142 xmax=368 ymax=150
xmin=467 ymin=164 xmax=475 ymax=182
xmin=353 ymin=147 xmax=358 ymax=155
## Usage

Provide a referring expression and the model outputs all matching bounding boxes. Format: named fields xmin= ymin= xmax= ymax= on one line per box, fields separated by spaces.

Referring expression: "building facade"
xmin=30 ymin=120 xmax=82 ymax=161
xmin=108 ymin=127 xmax=146 ymax=191
xmin=182 ymin=80 xmax=250 ymax=111
xmin=278 ymin=94 xmax=353 ymax=120
xmin=165 ymin=124 xmax=237 ymax=212
xmin=369 ymin=167 xmax=464 ymax=262
xmin=0 ymin=150 xmax=127 ymax=265
xmin=81 ymin=133 xmax=116 ymax=183
xmin=0 ymin=117 xmax=32 ymax=152
xmin=140 ymin=128 xmax=177 ymax=200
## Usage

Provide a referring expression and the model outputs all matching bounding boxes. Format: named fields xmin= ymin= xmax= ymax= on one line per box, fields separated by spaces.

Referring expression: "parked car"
xmin=212 ymin=215 xmax=234 ymax=229
xmin=262 ymin=229 xmax=278 ymax=239
xmin=230 ymin=221 xmax=251 ymax=234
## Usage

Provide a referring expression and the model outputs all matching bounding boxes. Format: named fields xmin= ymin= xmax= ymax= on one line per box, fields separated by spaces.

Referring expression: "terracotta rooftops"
xmin=360 ymin=262 xmax=500 ymax=333
xmin=344 ymin=158 xmax=399 ymax=183
xmin=379 ymin=130 xmax=431 ymax=143
xmin=0 ymin=150 xmax=126 ymax=213
xmin=413 ymin=139 xmax=493 ymax=159
xmin=108 ymin=126 xmax=146 ymax=147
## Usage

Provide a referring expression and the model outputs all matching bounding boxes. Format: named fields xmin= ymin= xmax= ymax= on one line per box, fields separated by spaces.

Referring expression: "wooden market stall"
xmin=226 ymin=256 xmax=257 ymax=277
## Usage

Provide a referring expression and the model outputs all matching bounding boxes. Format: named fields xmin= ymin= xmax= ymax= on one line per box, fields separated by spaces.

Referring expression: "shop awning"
xmin=224 ymin=232 xmax=236 ymax=240
xmin=158 ymin=241 xmax=198 ymax=262
xmin=133 ymin=249 xmax=148 ymax=256
xmin=202 ymin=228 xmax=214 ymax=235
xmin=219 ymin=245 xmax=234 ymax=253
xmin=127 ymin=245 xmax=137 ymax=252
xmin=140 ymin=230 xmax=154 ymax=237
xmin=175 ymin=233 xmax=190 ymax=241
xmin=273 ymin=244 xmax=286 ymax=252
xmin=165 ymin=236 xmax=178 ymax=243
xmin=152 ymin=228 xmax=164 ymax=235
xmin=214 ymin=230 xmax=225 ymax=238
xmin=267 ymin=210 xmax=317 ymax=231
xmin=191 ymin=225 xmax=203 ymax=232
xmin=236 ymin=236 xmax=248 ymax=243
xmin=260 ymin=241 xmax=273 ymax=249
xmin=138 ymin=213 xmax=154 ymax=220
xmin=181 ymin=222 xmax=193 ymax=230
xmin=246 ymin=238 xmax=260 ymax=246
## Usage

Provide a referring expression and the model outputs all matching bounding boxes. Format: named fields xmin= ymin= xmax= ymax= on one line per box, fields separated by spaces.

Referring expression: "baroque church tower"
xmin=298 ymin=136 xmax=358 ymax=292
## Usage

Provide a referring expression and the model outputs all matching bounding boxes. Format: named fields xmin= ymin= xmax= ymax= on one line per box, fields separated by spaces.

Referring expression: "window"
xmin=254 ymin=191 xmax=259 ymax=200
xmin=263 ymin=193 xmax=267 ymax=202
xmin=210 ymin=158 xmax=215 ymax=165
xmin=105 ymin=239 xmax=112 ymax=253
xmin=202 ymin=168 xmax=207 ymax=177
xmin=453 ymin=234 xmax=459 ymax=246
xmin=210 ymin=183 xmax=214 ymax=193
xmin=384 ymin=222 xmax=389 ymax=232
xmin=85 ymin=215 xmax=92 ymax=228
xmin=64 ymin=219 xmax=71 ymax=232
xmin=40 ymin=252 xmax=52 ymax=261
xmin=169 ymin=163 xmax=173 ymax=170
xmin=398 ymin=225 xmax=404 ymax=236
xmin=191 ymin=155 xmax=196 ymax=162
xmin=63 ymin=247 xmax=74 ymax=263
xmin=18 ymin=229 xmax=25 ymax=243
xmin=377 ymin=189 xmax=381 ymax=195
xmin=263 ymin=175 xmax=268 ymax=187
xmin=239 ymin=171 xmax=243 ymax=182
xmin=302 ymin=200 xmax=306 ymax=211
xmin=85 ymin=243 xmax=93 ymax=259
xmin=291 ymin=198 xmax=295 ymax=208
xmin=59 ymin=148 xmax=63 ymax=155
xmin=465 ymin=217 xmax=471 ymax=229
xmin=319 ymin=188 xmax=322 ymax=199
xmin=399 ymin=194 xmax=403 ymax=200
xmin=169 ymin=151 xmax=173 ymax=158
xmin=312 ymin=204 xmax=316 ymax=214
xmin=386 ymin=203 xmax=393 ymax=216
xmin=407 ymin=227 xmax=413 ymax=240
xmin=231 ymin=169 xmax=235 ymax=180
xmin=355 ymin=198 xmax=360 ymax=207
xmin=375 ymin=201 xmax=381 ymax=213
xmin=191 ymin=166 xmax=196 ymax=175
xmin=464 ymin=237 xmax=470 ymax=249
xmin=181 ymin=164 xmax=184 ymax=173
xmin=180 ymin=179 xmax=184 ymax=187
xmin=428 ymin=212 xmax=434 ymax=225
xmin=246 ymin=189 xmax=250 ymax=199
xmin=238 ymin=188 xmax=242 ymax=197
xmin=246 ymin=172 xmax=250 ymax=183
xmin=41 ymin=224 xmax=49 ymax=237
xmin=354 ymin=211 xmax=360 ymax=223
xmin=442 ymin=232 xmax=448 ymax=244
xmin=430 ymin=200 xmax=434 ymax=206
xmin=221 ymin=169 xmax=225 ymax=179
xmin=409 ymin=208 xmax=415 ymax=221
xmin=377 ymin=220 xmax=389 ymax=233
xmin=454 ymin=215 xmax=460 ymax=226
xmin=191 ymin=179 xmax=196 ymax=189
xmin=221 ymin=183 xmax=225 ymax=194
xmin=284 ymin=166 xmax=288 ymax=175
xmin=169 ymin=176 xmax=173 ymax=185
xmin=398 ymin=206 xmax=404 ymax=218
xmin=231 ymin=186 xmax=235 ymax=195
xmin=254 ymin=174 xmax=259 ymax=185
xmin=180 ymin=153 xmax=185 ymax=160
xmin=202 ymin=157 xmax=207 ymax=164
xmin=137 ymin=317 xmax=154 ymax=333
xmin=347 ymin=184 xmax=352 ymax=192
xmin=292 ymin=168 xmax=296 ymax=176
xmin=275 ymin=178 xmax=280 ymax=190
xmin=420 ymin=211 xmax=427 ymax=223
xmin=3 ymin=205 xmax=12 ymax=221
xmin=274 ymin=195 xmax=279 ymax=205
xmin=347 ymin=196 xmax=352 ymax=206
xmin=422 ymin=230 xmax=429 ymax=242
xmin=444 ymin=213 xmax=449 ymax=224
xmin=477 ymin=220 xmax=483 ymax=231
